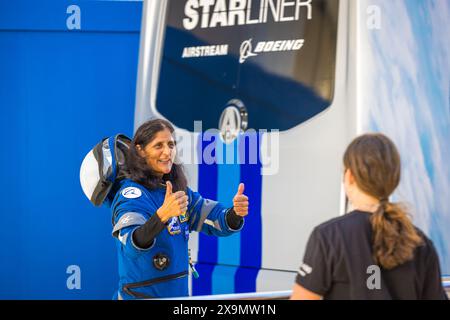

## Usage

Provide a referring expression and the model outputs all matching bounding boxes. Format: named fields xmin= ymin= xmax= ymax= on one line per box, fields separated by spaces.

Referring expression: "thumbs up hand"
xmin=156 ymin=181 xmax=188 ymax=223
xmin=232 ymin=183 xmax=249 ymax=217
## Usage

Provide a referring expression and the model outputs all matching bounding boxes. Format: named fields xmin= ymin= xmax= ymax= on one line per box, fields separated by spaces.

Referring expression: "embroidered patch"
xmin=121 ymin=187 xmax=142 ymax=199
xmin=179 ymin=212 xmax=189 ymax=223
xmin=167 ymin=217 xmax=181 ymax=235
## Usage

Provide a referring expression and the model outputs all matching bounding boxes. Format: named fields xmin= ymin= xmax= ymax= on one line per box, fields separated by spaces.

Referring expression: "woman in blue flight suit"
xmin=106 ymin=119 xmax=249 ymax=299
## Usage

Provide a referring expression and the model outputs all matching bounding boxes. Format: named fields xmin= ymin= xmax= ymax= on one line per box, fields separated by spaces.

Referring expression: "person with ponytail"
xmin=107 ymin=119 xmax=249 ymax=299
xmin=291 ymin=133 xmax=447 ymax=300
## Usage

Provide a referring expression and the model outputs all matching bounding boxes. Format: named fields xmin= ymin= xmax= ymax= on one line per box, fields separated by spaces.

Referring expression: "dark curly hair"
xmin=125 ymin=118 xmax=187 ymax=192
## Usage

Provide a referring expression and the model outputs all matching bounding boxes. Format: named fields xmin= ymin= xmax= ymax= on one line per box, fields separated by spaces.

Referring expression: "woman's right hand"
xmin=156 ymin=181 xmax=188 ymax=223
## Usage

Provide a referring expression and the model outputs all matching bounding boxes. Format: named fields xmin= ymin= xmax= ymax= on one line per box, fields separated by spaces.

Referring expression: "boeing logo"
xmin=239 ymin=39 xmax=258 ymax=63
xmin=239 ymin=38 xmax=305 ymax=63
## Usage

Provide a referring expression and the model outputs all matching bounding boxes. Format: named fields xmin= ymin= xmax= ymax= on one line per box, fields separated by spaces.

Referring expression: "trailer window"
xmin=156 ymin=0 xmax=339 ymax=131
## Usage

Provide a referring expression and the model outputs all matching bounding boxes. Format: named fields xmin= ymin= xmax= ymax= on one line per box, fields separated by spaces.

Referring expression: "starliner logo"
xmin=183 ymin=0 xmax=313 ymax=30
xmin=239 ymin=38 xmax=305 ymax=63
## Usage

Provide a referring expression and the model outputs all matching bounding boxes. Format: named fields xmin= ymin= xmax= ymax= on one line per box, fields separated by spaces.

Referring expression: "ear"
xmin=136 ymin=144 xmax=146 ymax=158
xmin=344 ymin=168 xmax=355 ymax=186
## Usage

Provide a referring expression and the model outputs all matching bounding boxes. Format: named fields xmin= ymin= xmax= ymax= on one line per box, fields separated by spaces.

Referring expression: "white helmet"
xmin=79 ymin=134 xmax=131 ymax=206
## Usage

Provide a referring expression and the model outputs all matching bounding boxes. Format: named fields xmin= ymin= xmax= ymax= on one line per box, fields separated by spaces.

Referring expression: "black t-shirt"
xmin=296 ymin=210 xmax=448 ymax=300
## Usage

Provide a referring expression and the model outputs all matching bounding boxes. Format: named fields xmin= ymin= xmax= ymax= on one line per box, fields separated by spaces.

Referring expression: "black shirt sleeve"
xmin=295 ymin=227 xmax=332 ymax=296
xmin=421 ymin=239 xmax=448 ymax=300
xmin=226 ymin=208 xmax=244 ymax=230
xmin=132 ymin=213 xmax=166 ymax=249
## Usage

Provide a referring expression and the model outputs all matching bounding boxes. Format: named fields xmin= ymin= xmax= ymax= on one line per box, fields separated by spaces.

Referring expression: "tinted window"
xmin=156 ymin=0 xmax=339 ymax=131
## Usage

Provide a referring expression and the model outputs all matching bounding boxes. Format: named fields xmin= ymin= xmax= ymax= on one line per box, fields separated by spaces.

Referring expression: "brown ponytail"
xmin=343 ymin=133 xmax=423 ymax=270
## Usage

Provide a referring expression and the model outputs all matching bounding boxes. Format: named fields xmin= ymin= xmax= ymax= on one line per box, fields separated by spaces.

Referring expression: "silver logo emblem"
xmin=239 ymin=39 xmax=258 ymax=64
xmin=219 ymin=100 xmax=248 ymax=144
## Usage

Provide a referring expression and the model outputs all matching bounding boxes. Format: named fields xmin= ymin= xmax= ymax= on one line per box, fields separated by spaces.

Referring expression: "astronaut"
xmin=80 ymin=118 xmax=249 ymax=299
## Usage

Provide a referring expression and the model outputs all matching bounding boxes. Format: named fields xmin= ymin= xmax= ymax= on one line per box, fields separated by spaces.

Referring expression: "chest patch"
xmin=167 ymin=217 xmax=181 ymax=235
xmin=179 ymin=212 xmax=189 ymax=223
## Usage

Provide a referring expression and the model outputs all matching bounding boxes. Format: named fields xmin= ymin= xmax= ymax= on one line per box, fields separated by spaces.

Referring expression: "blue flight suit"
xmin=106 ymin=178 xmax=244 ymax=299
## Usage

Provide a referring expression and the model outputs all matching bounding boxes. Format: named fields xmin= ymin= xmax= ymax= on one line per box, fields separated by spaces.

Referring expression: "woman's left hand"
xmin=232 ymin=183 xmax=249 ymax=217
